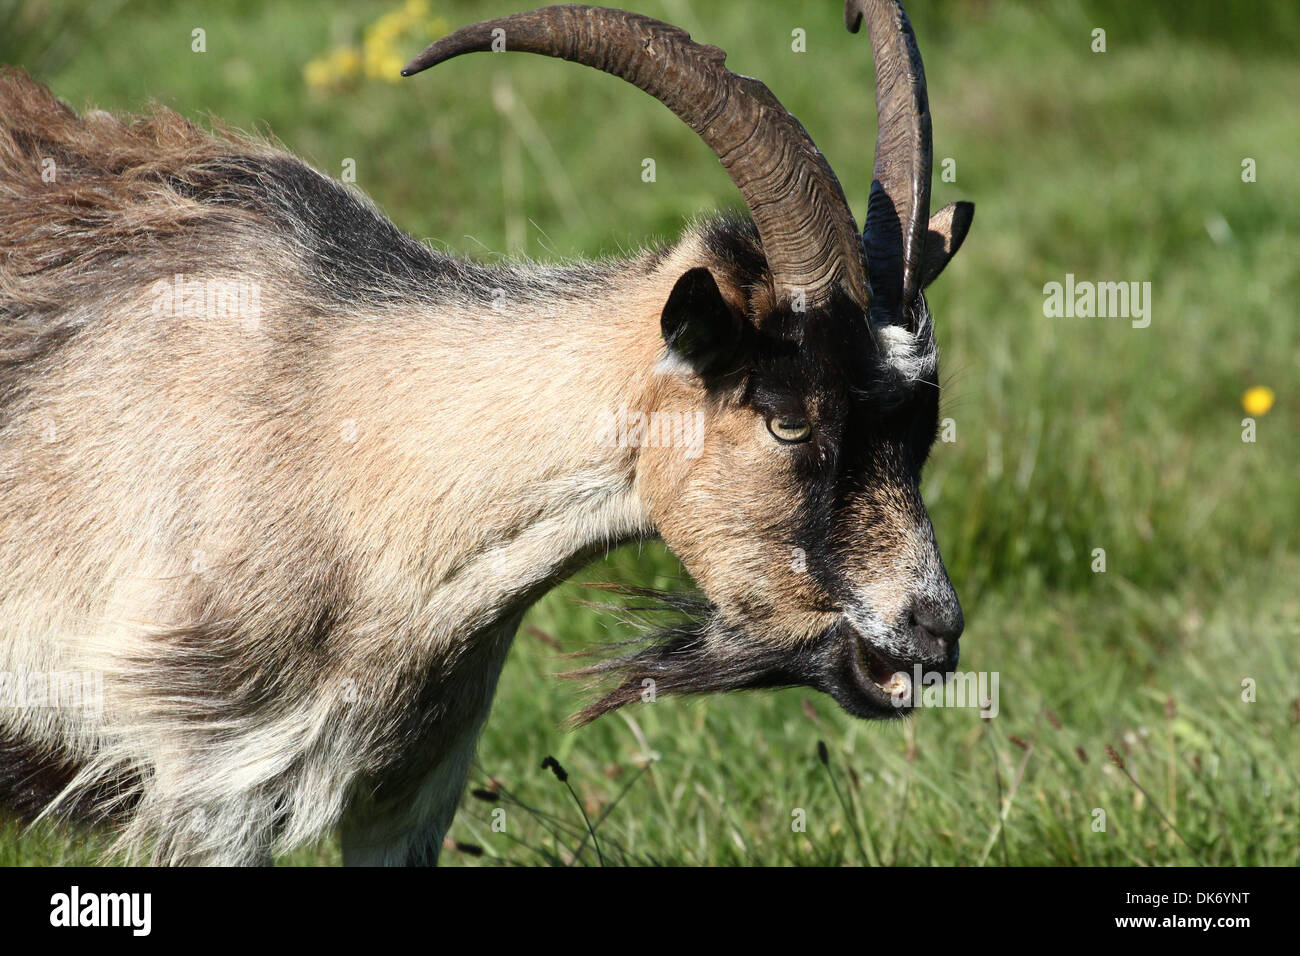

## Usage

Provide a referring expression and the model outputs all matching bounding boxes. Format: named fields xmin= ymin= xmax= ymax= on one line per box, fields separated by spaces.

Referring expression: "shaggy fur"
xmin=0 ymin=66 xmax=968 ymax=865
xmin=0 ymin=69 xmax=663 ymax=862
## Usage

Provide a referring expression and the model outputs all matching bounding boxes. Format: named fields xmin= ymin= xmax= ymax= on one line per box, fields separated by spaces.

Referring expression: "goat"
xmin=0 ymin=0 xmax=974 ymax=865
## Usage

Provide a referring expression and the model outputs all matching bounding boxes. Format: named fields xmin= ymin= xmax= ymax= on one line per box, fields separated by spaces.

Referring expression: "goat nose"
xmin=909 ymin=594 xmax=964 ymax=666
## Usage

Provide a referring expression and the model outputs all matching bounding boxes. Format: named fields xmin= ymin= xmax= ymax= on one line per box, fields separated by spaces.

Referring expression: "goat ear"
xmin=660 ymin=267 xmax=744 ymax=375
xmin=919 ymin=201 xmax=975 ymax=289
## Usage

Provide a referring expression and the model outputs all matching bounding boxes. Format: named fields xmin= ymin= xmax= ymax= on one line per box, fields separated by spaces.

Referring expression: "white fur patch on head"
xmin=875 ymin=324 xmax=938 ymax=383
xmin=654 ymin=348 xmax=697 ymax=378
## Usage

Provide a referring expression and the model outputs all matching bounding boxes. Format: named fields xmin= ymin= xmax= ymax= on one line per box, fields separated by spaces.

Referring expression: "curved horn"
xmin=404 ymin=4 xmax=869 ymax=310
xmin=845 ymin=0 xmax=932 ymax=325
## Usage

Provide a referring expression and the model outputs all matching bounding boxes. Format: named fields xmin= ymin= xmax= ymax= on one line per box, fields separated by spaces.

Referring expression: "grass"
xmin=1 ymin=0 xmax=1296 ymax=865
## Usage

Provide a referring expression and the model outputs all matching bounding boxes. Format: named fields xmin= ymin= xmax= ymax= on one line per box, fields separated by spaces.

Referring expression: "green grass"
xmin=2 ymin=0 xmax=1296 ymax=865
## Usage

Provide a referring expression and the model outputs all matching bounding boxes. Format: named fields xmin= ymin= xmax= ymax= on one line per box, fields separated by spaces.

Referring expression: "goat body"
xmin=0 ymin=0 xmax=976 ymax=866
xmin=0 ymin=69 xmax=694 ymax=863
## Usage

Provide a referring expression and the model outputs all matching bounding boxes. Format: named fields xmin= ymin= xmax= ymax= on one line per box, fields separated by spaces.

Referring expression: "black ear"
xmin=919 ymin=201 xmax=974 ymax=289
xmin=660 ymin=267 xmax=744 ymax=375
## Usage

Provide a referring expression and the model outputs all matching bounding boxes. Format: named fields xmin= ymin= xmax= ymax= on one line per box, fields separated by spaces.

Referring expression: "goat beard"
xmin=563 ymin=587 xmax=830 ymax=727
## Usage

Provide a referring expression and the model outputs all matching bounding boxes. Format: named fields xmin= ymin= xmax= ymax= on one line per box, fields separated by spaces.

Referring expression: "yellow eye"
xmin=766 ymin=416 xmax=812 ymax=444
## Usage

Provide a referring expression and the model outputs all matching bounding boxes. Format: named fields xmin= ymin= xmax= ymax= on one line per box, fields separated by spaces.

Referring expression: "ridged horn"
xmin=845 ymin=0 xmax=932 ymax=326
xmin=405 ymin=4 xmax=869 ymax=310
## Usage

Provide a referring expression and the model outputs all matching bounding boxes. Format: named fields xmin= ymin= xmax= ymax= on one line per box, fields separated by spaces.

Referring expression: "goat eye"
xmin=766 ymin=416 xmax=812 ymax=444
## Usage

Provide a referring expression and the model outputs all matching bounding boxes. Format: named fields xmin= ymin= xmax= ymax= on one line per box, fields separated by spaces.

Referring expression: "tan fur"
xmin=637 ymin=382 xmax=840 ymax=647
xmin=0 ymin=71 xmax=781 ymax=862
xmin=0 ymin=67 xmax=963 ymax=864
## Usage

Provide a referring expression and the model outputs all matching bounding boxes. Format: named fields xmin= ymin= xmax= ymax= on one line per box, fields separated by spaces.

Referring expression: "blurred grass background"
xmin=1 ymin=0 xmax=1296 ymax=865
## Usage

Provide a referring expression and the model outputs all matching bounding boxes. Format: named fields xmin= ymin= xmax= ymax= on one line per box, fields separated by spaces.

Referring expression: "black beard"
xmin=564 ymin=586 xmax=836 ymax=727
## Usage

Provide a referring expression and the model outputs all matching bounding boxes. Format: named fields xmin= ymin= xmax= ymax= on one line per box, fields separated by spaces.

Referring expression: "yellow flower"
xmin=304 ymin=58 xmax=333 ymax=90
xmin=376 ymin=53 xmax=406 ymax=83
xmin=304 ymin=46 xmax=358 ymax=90
xmin=307 ymin=1 xmax=448 ymax=89
xmin=336 ymin=48 xmax=362 ymax=76
xmin=1242 ymin=386 xmax=1275 ymax=417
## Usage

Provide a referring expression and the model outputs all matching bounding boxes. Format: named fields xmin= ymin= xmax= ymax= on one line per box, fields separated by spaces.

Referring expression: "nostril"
xmin=909 ymin=600 xmax=964 ymax=649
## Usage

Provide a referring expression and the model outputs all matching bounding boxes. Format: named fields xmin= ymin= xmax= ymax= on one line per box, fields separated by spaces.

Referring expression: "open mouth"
xmin=844 ymin=631 xmax=917 ymax=717
xmin=565 ymin=588 xmax=953 ymax=726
